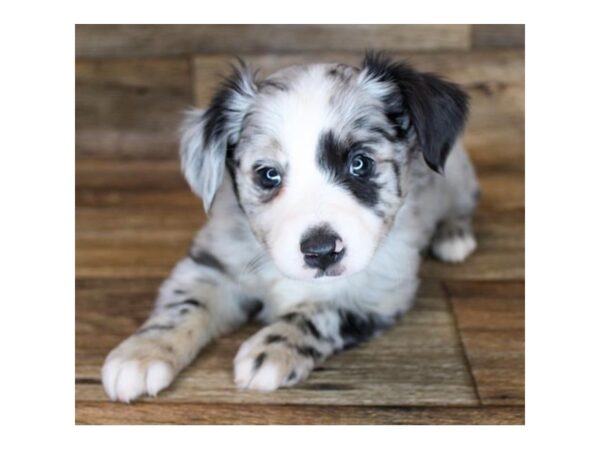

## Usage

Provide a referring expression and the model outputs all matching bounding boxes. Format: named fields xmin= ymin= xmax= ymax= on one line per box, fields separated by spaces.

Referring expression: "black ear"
xmin=180 ymin=61 xmax=257 ymax=211
xmin=361 ymin=52 xmax=469 ymax=173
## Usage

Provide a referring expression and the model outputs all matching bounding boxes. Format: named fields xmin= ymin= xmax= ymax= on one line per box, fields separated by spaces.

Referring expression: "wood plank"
xmin=76 ymin=159 xmax=185 ymax=190
xmin=421 ymin=209 xmax=524 ymax=280
xmin=445 ymin=281 xmax=525 ymax=405
xmin=421 ymin=252 xmax=523 ymax=281
xmin=192 ymin=49 xmax=524 ymax=105
xmin=75 ymin=402 xmax=524 ymax=425
xmin=472 ymin=25 xmax=525 ymax=49
xmin=478 ymin=171 xmax=524 ymax=212
xmin=76 ymin=189 xmax=200 ymax=210
xmin=420 ymin=190 xmax=524 ymax=279
xmin=76 ymin=279 xmax=478 ymax=406
xmin=464 ymin=85 xmax=523 ymax=172
xmin=444 ymin=280 xmax=524 ymax=299
xmin=76 ymin=25 xmax=471 ymax=58
xmin=76 ymin=59 xmax=193 ymax=159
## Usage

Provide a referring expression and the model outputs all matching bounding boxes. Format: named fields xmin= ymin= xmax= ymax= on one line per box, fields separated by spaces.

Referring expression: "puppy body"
xmin=102 ymin=55 xmax=479 ymax=401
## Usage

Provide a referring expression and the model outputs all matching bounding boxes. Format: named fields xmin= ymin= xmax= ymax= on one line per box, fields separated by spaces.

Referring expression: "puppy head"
xmin=181 ymin=53 xmax=468 ymax=281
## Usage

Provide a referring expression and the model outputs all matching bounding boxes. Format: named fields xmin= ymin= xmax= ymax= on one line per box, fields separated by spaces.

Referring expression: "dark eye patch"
xmin=316 ymin=131 xmax=381 ymax=207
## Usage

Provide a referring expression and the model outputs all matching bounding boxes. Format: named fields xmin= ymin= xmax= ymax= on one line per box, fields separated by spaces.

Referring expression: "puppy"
xmin=101 ymin=52 xmax=479 ymax=402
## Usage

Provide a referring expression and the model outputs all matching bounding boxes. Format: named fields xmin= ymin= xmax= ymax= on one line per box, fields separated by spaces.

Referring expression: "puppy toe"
xmin=432 ymin=232 xmax=477 ymax=263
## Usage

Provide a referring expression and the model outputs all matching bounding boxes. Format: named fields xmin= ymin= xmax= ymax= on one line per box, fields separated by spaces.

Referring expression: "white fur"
xmin=432 ymin=232 xmax=477 ymax=263
xmin=102 ymin=358 xmax=175 ymax=403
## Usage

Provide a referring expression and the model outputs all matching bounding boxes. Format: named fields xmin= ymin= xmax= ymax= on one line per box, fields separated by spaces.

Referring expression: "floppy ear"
xmin=360 ymin=52 xmax=469 ymax=173
xmin=180 ymin=62 xmax=257 ymax=211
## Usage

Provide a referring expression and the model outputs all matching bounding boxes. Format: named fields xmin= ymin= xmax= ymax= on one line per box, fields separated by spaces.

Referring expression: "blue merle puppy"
xmin=102 ymin=52 xmax=479 ymax=402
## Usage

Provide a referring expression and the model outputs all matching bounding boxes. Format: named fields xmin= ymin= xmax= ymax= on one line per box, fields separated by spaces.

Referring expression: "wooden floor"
xmin=75 ymin=25 xmax=524 ymax=425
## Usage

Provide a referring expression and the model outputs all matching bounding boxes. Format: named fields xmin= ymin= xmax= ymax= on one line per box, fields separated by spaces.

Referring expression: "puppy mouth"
xmin=313 ymin=264 xmax=346 ymax=279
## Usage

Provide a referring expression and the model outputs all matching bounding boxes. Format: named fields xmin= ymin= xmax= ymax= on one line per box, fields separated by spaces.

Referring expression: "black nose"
xmin=300 ymin=226 xmax=345 ymax=271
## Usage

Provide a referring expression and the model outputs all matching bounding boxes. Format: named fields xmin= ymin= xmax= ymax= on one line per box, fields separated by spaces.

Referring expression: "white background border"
xmin=2 ymin=0 xmax=599 ymax=447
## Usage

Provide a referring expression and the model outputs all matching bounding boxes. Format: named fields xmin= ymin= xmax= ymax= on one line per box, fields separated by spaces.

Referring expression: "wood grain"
xmin=193 ymin=50 xmax=524 ymax=103
xmin=472 ymin=25 xmax=525 ymax=49
xmin=75 ymin=39 xmax=524 ymax=423
xmin=76 ymin=402 xmax=524 ymax=425
xmin=76 ymin=59 xmax=193 ymax=159
xmin=76 ymin=25 xmax=471 ymax=58
xmin=191 ymin=49 xmax=524 ymax=104
xmin=445 ymin=281 xmax=525 ymax=405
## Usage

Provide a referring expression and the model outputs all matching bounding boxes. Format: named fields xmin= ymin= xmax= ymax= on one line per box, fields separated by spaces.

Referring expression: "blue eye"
xmin=349 ymin=154 xmax=374 ymax=177
xmin=256 ymin=167 xmax=282 ymax=189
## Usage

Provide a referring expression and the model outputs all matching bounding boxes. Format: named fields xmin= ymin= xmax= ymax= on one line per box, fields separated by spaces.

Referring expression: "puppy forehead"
xmin=242 ymin=63 xmax=387 ymax=159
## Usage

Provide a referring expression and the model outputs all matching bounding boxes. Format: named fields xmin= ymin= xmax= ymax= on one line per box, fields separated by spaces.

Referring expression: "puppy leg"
xmin=102 ymin=256 xmax=247 ymax=403
xmin=428 ymin=141 xmax=479 ymax=264
xmin=234 ymin=303 xmax=393 ymax=391
xmin=430 ymin=216 xmax=477 ymax=263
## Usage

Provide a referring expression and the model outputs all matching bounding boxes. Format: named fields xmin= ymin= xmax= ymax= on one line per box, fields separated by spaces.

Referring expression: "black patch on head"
xmin=338 ymin=309 xmax=393 ymax=350
xmin=189 ymin=250 xmax=227 ymax=273
xmin=361 ymin=51 xmax=469 ymax=173
xmin=317 ymin=131 xmax=381 ymax=207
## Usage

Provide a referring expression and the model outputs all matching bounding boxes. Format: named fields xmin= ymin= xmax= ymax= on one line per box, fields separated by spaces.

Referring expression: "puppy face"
xmin=181 ymin=53 xmax=468 ymax=281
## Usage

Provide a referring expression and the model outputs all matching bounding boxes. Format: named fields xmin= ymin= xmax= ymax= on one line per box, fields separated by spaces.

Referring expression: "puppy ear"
xmin=180 ymin=61 xmax=257 ymax=211
xmin=360 ymin=52 xmax=469 ymax=173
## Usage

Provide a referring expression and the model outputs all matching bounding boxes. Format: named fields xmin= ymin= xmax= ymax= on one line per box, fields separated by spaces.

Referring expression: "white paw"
xmin=432 ymin=232 xmax=477 ymax=263
xmin=102 ymin=340 xmax=176 ymax=403
xmin=234 ymin=327 xmax=317 ymax=391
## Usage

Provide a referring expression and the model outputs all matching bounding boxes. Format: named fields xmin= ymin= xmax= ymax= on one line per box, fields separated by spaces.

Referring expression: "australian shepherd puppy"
xmin=102 ymin=52 xmax=479 ymax=402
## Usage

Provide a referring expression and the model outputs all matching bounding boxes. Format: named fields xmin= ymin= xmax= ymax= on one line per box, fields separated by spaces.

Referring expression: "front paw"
xmin=234 ymin=323 xmax=323 ymax=391
xmin=101 ymin=336 xmax=176 ymax=403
